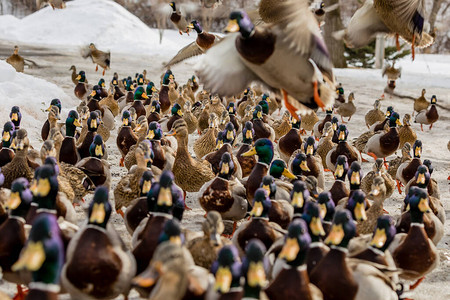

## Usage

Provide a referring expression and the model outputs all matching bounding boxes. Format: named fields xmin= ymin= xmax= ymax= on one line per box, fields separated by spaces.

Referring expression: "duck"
xmin=387 ymin=142 xmax=411 ymax=180
xmin=0 ymin=178 xmax=32 ymax=293
xmin=6 ymin=45 xmax=24 ymax=72
xmin=193 ymin=113 xmax=219 ymax=159
xmin=74 ymin=70 xmax=90 ymax=100
xmin=313 ymin=108 xmax=333 ymax=140
xmin=168 ymin=82 xmax=179 ymax=106
xmin=197 ymin=103 xmax=211 ymax=134
xmin=390 ymin=188 xmax=439 ymax=284
xmin=198 ymin=152 xmax=247 ymax=235
xmin=277 ymin=114 xmax=302 ymax=163
xmin=196 ymin=8 xmax=335 ymax=118
xmin=232 ymin=188 xmax=284 ymax=256
xmin=58 ymin=110 xmax=82 ymax=165
xmin=77 ymin=111 xmax=100 ymax=160
xmin=165 ymin=20 xmax=222 ymax=67
xmin=235 ymin=121 xmax=257 ymax=178
xmin=365 ymin=99 xmax=385 ymax=128
xmin=2 ymin=129 xmax=34 ymax=188
xmin=99 ymin=91 xmax=120 ymax=118
xmin=117 ymin=110 xmax=138 ymax=167
xmin=82 ymin=43 xmax=110 ymax=75
xmin=146 ymin=100 xmax=161 ymax=124
xmin=326 ymin=124 xmax=361 ymax=172
xmin=364 ymin=112 xmax=401 ymax=162
xmin=69 ymin=65 xmax=79 ymax=85
xmin=149 ymin=121 xmax=175 ymax=171
xmin=252 ymin=105 xmax=275 ymax=142
xmin=242 ymin=138 xmax=274 ymax=202
xmin=413 ymin=88 xmax=429 ymax=116
xmin=126 ymin=86 xmax=148 ymax=119
xmin=169 ymin=1 xmax=189 ymax=35
xmin=61 ymin=186 xmax=136 ymax=300
xmin=300 ymin=136 xmax=325 ymax=189
xmin=267 ymin=161 xmax=295 ymax=200
xmin=329 ymin=155 xmax=350 ymax=206
xmin=9 ymin=106 xmax=22 ymax=130
xmin=182 ymin=101 xmax=198 ymax=134
xmin=166 ymin=103 xmax=184 ymax=132
xmin=11 ymin=213 xmax=65 ymax=300
xmin=260 ymin=175 xmax=293 ymax=229
xmin=227 ymin=102 xmax=240 ymax=134
xmin=396 ymin=139 xmax=422 ymax=189
xmin=317 ymin=192 xmax=335 ymax=235
xmin=265 ymin=219 xmax=323 ymax=300
xmin=209 ymin=95 xmax=226 ymax=121
xmin=132 ymin=170 xmax=185 ymax=275
xmin=337 ymin=92 xmax=356 ymax=123
xmin=41 ymin=98 xmax=62 ymax=141
xmin=415 ymin=94 xmax=439 ymax=131
xmin=310 ymin=209 xmax=399 ymax=300
xmin=289 ymin=180 xmax=310 ymax=217
xmin=94 ymin=109 xmax=113 ymax=142
xmin=44 ymin=157 xmax=77 ymax=206
xmin=159 ymin=70 xmax=173 ymax=114
xmin=343 ymin=189 xmax=368 ymax=227
xmin=0 ymin=121 xmax=16 ymax=167
xmin=123 ymin=116 xmax=149 ymax=170
xmin=75 ymin=134 xmax=111 ymax=189
xmin=236 ymin=88 xmax=251 ymax=118
xmin=272 ymin=111 xmax=290 ymax=141
xmin=210 ymin=245 xmax=243 ymax=298
xmin=300 ymin=110 xmax=319 ymax=135
xmin=187 ymin=211 xmax=232 ymax=269
xmin=114 ymin=140 xmax=153 ymax=216
xmin=168 ymin=119 xmax=215 ymax=195
xmin=398 ymin=113 xmax=417 ymax=149
xmin=97 ymin=78 xmax=109 ymax=98
xmin=218 ymin=110 xmax=231 ymax=131
xmin=316 ymin=122 xmax=334 ymax=170
xmin=361 ymin=158 xmax=395 ymax=199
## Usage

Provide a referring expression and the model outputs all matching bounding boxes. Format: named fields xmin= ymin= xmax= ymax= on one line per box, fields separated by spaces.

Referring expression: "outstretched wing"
xmin=164 ymin=41 xmax=204 ymax=68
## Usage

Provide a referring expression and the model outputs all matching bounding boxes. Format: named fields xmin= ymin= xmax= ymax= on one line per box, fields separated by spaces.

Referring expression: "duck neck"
xmin=410 ymin=209 xmax=424 ymax=224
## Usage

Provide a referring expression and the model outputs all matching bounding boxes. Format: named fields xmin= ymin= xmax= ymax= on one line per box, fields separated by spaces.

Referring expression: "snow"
xmin=0 ymin=0 xmax=182 ymax=55
xmin=0 ymin=60 xmax=77 ymax=144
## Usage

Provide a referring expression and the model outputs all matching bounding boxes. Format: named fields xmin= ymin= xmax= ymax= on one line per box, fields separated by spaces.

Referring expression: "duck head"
xmin=136 ymin=140 xmax=154 ymax=167
xmin=147 ymin=121 xmax=162 ymax=140
xmin=369 ymin=215 xmax=396 ymax=252
xmin=414 ymin=165 xmax=430 ymax=189
xmin=11 ymin=129 xmax=29 ymax=151
xmin=385 ymin=106 xmax=394 ymax=118
xmin=88 ymin=186 xmax=112 ymax=228
xmin=368 ymin=176 xmax=387 ymax=202
xmin=6 ymin=178 xmax=33 ymax=218
xmin=337 ymin=124 xmax=349 ymax=142
xmin=301 ymin=201 xmax=325 ymax=242
xmin=9 ymin=106 xmax=21 ymax=128
xmin=334 ymin=155 xmax=348 ymax=181
xmin=162 ymin=70 xmax=174 ymax=85
xmin=158 ymin=218 xmax=184 ymax=246
xmin=87 ymin=111 xmax=100 ymax=132
xmin=203 ymin=211 xmax=225 ymax=247
xmin=347 ymin=161 xmax=362 ymax=190
xmin=76 ymin=70 xmax=86 ymax=83
xmin=242 ymin=121 xmax=254 ymax=144
xmin=423 ymin=159 xmax=433 ymax=176
xmin=225 ymin=10 xmax=255 ymax=39
xmin=223 ymin=122 xmax=236 ymax=144
xmin=242 ymin=138 xmax=274 ymax=165
xmin=430 ymin=95 xmax=437 ymax=105
xmin=250 ymin=188 xmax=271 ymax=218
xmin=324 ymin=209 xmax=356 ymax=248
xmin=291 ymin=114 xmax=301 ymax=129
xmin=30 ymin=165 xmax=59 ymax=211
xmin=388 ymin=112 xmax=401 ymax=128
xmin=43 ymin=156 xmax=60 ymax=176
xmin=336 ymin=85 xmax=344 ymax=96
xmin=346 ymin=190 xmax=367 ymax=222
xmin=215 ymin=131 xmax=225 ymax=150
xmin=304 ymin=136 xmax=317 ymax=156
xmin=171 ymin=103 xmax=183 ymax=117
xmin=89 ymin=134 xmax=105 ymax=159
xmin=98 ymin=78 xmax=106 ymax=89
xmin=227 ymin=102 xmax=236 ymax=115
xmin=270 ymin=159 xmax=296 ymax=180
xmin=258 ymin=100 xmax=269 ymax=115
xmin=137 ymin=74 xmax=144 ymax=86
xmin=279 ymin=219 xmax=311 ymax=267
xmin=139 ymin=170 xmax=154 ymax=197
xmin=331 ymin=116 xmax=339 ymax=132
xmin=89 ymin=85 xmax=103 ymax=100
xmin=412 ymin=140 xmax=422 ymax=159
xmin=260 ymin=175 xmax=277 ymax=199
xmin=219 ymin=152 xmax=235 ymax=180
xmin=291 ymin=153 xmax=310 ymax=177
xmin=290 ymin=181 xmax=310 ymax=214
xmin=125 ymin=79 xmax=135 ymax=91
xmin=146 ymin=81 xmax=157 ymax=95
xmin=188 ymin=20 xmax=203 ymax=34
xmin=134 ymin=86 xmax=149 ymax=101
xmin=148 ymin=171 xmax=183 ymax=218
xmin=212 ymin=245 xmax=241 ymax=293
xmin=121 ymin=110 xmax=132 ymax=126
xmin=318 ymin=192 xmax=335 ymax=223
xmin=242 ymin=239 xmax=268 ymax=298
xmin=45 ymin=99 xmax=62 ymax=113
xmin=407 ymin=188 xmax=430 ymax=223
xmin=65 ymin=110 xmax=81 ymax=137
xmin=2 ymin=121 xmax=15 ymax=148
xmin=149 ymin=100 xmax=161 ymax=114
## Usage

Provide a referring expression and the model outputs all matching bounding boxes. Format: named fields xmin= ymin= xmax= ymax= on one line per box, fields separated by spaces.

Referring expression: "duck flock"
xmin=0 ymin=0 xmax=446 ymax=299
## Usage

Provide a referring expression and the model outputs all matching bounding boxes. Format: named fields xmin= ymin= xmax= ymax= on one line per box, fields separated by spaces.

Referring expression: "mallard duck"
xmin=124 ymin=116 xmax=149 ymax=171
xmin=166 ymin=103 xmax=184 ymax=132
xmin=300 ymin=136 xmax=325 ymax=189
xmin=198 ymin=152 xmax=247 ymax=234
xmin=415 ymin=94 xmax=439 ymax=131
xmin=382 ymin=63 xmax=401 ymax=96
xmin=236 ymin=89 xmax=251 ymax=118
xmin=196 ymin=103 xmax=210 ymax=134
xmin=287 ymin=180 xmax=310 ymax=218
xmin=196 ymin=7 xmax=335 ymax=118
xmin=387 ymin=142 xmax=411 ymax=180
xmin=168 ymin=120 xmax=215 ymax=195
xmin=227 ymin=102 xmax=241 ymax=133
xmin=210 ymin=245 xmax=243 ymax=298
xmin=41 ymin=99 xmax=62 ymax=141
xmin=6 ymin=45 xmax=24 ymax=72
xmin=267 ymin=161 xmax=295 ymax=200
xmin=317 ymin=192 xmax=335 ymax=235
xmin=2 ymin=129 xmax=34 ymax=188
xmin=0 ymin=178 xmax=32 ymax=292
xmin=316 ymin=121 xmax=334 ymax=170
xmin=329 ymin=155 xmax=350 ymax=205
xmin=114 ymin=140 xmax=153 ymax=216
xmin=218 ymin=110 xmax=231 ymax=132
xmin=62 ymin=187 xmax=136 ymax=300
xmin=168 ymin=82 xmax=179 ymax=106
xmin=300 ymin=110 xmax=319 ymax=134
xmin=99 ymin=92 xmax=120 ymax=117
xmin=9 ymin=106 xmax=22 ymax=130
xmin=0 ymin=121 xmax=15 ymax=167
xmin=235 ymin=121 xmax=257 ymax=178
xmin=77 ymin=111 xmax=100 ymax=160
xmin=75 ymin=134 xmax=111 ymax=189
xmin=169 ymin=1 xmax=189 ymax=35
xmin=364 ymin=112 xmax=401 ymax=161
xmin=313 ymin=109 xmax=333 ymax=139
xmin=338 ymin=0 xmax=433 ymax=60
xmin=44 ymin=157 xmax=76 ymax=206
xmin=232 ymin=188 xmax=284 ymax=256
xmin=150 ymin=121 xmax=175 ymax=171
xmin=58 ymin=110 xmax=82 ymax=165
xmin=165 ymin=20 xmax=222 ymax=67
xmin=272 ymin=111 xmax=290 ymax=141
xmin=182 ymin=101 xmax=198 ymax=134
xmin=361 ymin=158 xmax=395 ymax=199
xmin=337 ymin=92 xmax=356 ymax=123
xmin=277 ymin=115 xmax=302 ymax=163
xmin=252 ymin=105 xmax=275 ymax=141
xmin=159 ymin=71 xmax=174 ymax=115
xmin=259 ymin=174 xmax=293 ymax=228
xmin=396 ymin=139 xmax=422 ymax=188
xmin=266 ymin=219 xmax=323 ymax=300
xmin=398 ymin=113 xmax=417 ymax=149
xmin=326 ymin=124 xmax=361 ymax=172
xmin=132 ymin=171 xmax=185 ymax=275
xmin=82 ymin=43 xmax=111 ymax=75
xmin=334 ymin=83 xmax=345 ymax=109
xmin=410 ymin=159 xmax=440 ymax=200
xmin=193 ymin=113 xmax=219 ymax=159
xmin=209 ymin=94 xmax=226 ymax=118
xmin=365 ymin=99 xmax=385 ymax=128
xmin=313 ymin=1 xmax=339 ymax=26
xmin=69 ymin=65 xmax=79 ymax=85
xmin=390 ymin=188 xmax=439 ymax=284
xmin=342 ymin=189 xmax=368 ymax=226
xmin=74 ymin=70 xmax=90 ymax=100
xmin=147 ymin=100 xmax=161 ymax=124
xmin=310 ymin=209 xmax=399 ymax=299
xmin=413 ymin=88 xmax=429 ymax=116
xmin=187 ymin=211 xmax=232 ymax=269
xmin=12 ymin=214 xmax=64 ymax=300
xmin=117 ymin=110 xmax=138 ymax=166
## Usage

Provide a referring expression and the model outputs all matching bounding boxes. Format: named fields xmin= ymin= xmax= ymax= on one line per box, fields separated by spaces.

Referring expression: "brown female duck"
xmin=277 ymin=115 xmax=302 ymax=163
xmin=193 ymin=113 xmax=219 ymax=159
xmin=365 ymin=99 xmax=385 ymax=128
xmin=398 ymin=113 xmax=417 ymax=149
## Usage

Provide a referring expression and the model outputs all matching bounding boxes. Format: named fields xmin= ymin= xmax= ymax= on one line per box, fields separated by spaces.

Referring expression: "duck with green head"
xmin=227 ymin=102 xmax=240 ymax=133
xmin=211 ymin=245 xmax=243 ymax=298
xmin=232 ymin=188 xmax=283 ymax=256
xmin=236 ymin=121 xmax=256 ymax=178
xmin=365 ymin=111 xmax=401 ymax=162
xmin=406 ymin=164 xmax=440 ymax=208
xmin=303 ymin=136 xmax=324 ymax=188
xmin=326 ymin=124 xmax=361 ymax=172
xmin=62 ymin=186 xmax=136 ymax=300
xmin=147 ymin=100 xmax=161 ymax=123
xmin=167 ymin=103 xmax=183 ymax=131
xmin=12 ymin=213 xmax=64 ymax=300
xmin=159 ymin=70 xmax=173 ymax=114
xmin=241 ymin=239 xmax=269 ymax=299
xmin=329 ymin=155 xmax=349 ymax=205
xmin=397 ymin=139 xmax=422 ymax=187
xmin=77 ymin=111 xmax=100 ymax=160
xmin=74 ymin=70 xmax=89 ymax=100
xmin=42 ymin=99 xmax=62 ymax=141
xmin=131 ymin=86 xmax=149 ymax=119
xmin=97 ymin=78 xmax=108 ymax=98
xmin=317 ymin=191 xmax=335 ymax=235
xmin=268 ymin=159 xmax=296 ymax=201
xmin=345 ymin=190 xmax=368 ymax=227
xmin=278 ymin=114 xmax=302 ymax=163
xmin=59 ymin=110 xmax=81 ymax=165
xmin=0 ymin=121 xmax=15 ymax=167
xmin=260 ymin=175 xmax=293 ymax=229
xmin=290 ymin=180 xmax=310 ymax=217
xmin=252 ymin=105 xmax=275 ymax=141
xmin=9 ymin=106 xmax=21 ymax=130
xmin=242 ymin=138 xmax=274 ymax=202
xmin=117 ymin=110 xmax=138 ymax=166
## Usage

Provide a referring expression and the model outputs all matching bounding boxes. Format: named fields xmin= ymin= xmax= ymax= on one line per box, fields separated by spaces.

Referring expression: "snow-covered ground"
xmin=0 ymin=0 xmax=449 ymax=299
